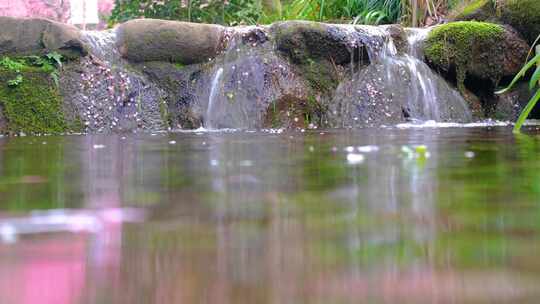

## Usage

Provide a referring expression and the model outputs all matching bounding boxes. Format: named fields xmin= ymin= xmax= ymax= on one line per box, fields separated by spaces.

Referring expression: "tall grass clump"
xmin=496 ymin=35 xmax=540 ymax=133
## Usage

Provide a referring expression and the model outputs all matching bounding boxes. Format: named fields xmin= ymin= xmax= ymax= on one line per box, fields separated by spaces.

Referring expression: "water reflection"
xmin=0 ymin=128 xmax=539 ymax=303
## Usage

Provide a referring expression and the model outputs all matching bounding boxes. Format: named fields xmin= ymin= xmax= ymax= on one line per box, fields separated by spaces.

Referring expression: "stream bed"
xmin=1 ymin=125 xmax=540 ymax=303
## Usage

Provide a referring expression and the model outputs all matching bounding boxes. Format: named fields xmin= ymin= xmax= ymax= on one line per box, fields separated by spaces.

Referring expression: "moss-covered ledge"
xmin=424 ymin=21 xmax=520 ymax=91
xmin=0 ymin=66 xmax=76 ymax=134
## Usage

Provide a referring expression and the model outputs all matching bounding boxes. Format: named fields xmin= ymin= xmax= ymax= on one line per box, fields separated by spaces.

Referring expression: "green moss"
xmin=303 ymin=59 xmax=339 ymax=94
xmin=500 ymin=0 xmax=540 ymax=44
xmin=0 ymin=66 xmax=68 ymax=134
xmin=425 ymin=21 xmax=505 ymax=91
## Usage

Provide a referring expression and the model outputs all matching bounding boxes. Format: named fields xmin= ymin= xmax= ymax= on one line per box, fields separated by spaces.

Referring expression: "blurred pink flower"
xmin=0 ymin=0 xmax=114 ymax=24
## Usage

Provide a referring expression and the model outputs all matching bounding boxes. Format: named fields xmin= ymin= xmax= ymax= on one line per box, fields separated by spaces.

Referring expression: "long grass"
xmin=496 ymin=36 xmax=540 ymax=133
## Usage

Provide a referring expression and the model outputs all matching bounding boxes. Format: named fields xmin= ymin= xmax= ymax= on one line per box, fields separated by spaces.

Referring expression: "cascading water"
xmin=71 ymin=23 xmax=474 ymax=131
xmin=329 ymin=25 xmax=471 ymax=127
xmin=197 ymin=26 xmax=305 ymax=129
xmin=205 ymin=67 xmax=224 ymax=129
xmin=63 ymin=30 xmax=166 ymax=132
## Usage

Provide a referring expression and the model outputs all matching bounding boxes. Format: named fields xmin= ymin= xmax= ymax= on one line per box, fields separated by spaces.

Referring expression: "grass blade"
xmin=513 ymin=89 xmax=540 ymax=133
xmin=496 ymin=53 xmax=540 ymax=94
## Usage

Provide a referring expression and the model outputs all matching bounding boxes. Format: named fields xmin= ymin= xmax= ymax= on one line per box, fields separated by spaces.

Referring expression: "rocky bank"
xmin=0 ymin=8 xmax=536 ymax=134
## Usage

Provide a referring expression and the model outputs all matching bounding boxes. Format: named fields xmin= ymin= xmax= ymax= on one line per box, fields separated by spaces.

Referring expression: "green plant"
xmin=0 ymin=57 xmax=24 ymax=72
xmin=0 ymin=52 xmax=63 ymax=88
xmin=7 ymin=75 xmax=23 ymax=87
xmin=496 ymin=35 xmax=540 ymax=133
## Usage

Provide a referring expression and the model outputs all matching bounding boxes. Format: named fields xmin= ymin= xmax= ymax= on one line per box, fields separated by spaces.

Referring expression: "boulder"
xmin=0 ymin=17 xmax=87 ymax=58
xmin=499 ymin=0 xmax=540 ymax=45
xmin=271 ymin=21 xmax=366 ymax=66
xmin=424 ymin=21 xmax=529 ymax=90
xmin=451 ymin=0 xmax=540 ymax=45
xmin=116 ymin=19 xmax=225 ymax=64
xmin=493 ymin=82 xmax=537 ymax=121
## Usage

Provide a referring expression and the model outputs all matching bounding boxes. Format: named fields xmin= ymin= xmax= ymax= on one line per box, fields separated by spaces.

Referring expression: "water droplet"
xmin=465 ymin=151 xmax=475 ymax=158
xmin=347 ymin=153 xmax=365 ymax=165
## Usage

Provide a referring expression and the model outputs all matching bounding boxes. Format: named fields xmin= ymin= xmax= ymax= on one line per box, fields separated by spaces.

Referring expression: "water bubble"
xmin=346 ymin=153 xmax=365 ymax=165
xmin=465 ymin=151 xmax=475 ymax=158
xmin=357 ymin=145 xmax=379 ymax=153
xmin=0 ymin=224 xmax=17 ymax=244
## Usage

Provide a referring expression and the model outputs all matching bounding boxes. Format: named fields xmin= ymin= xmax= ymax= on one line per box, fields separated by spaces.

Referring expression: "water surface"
xmin=1 ymin=126 xmax=540 ymax=303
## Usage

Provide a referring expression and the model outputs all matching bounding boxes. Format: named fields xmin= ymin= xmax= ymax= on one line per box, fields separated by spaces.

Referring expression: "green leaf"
xmin=530 ymin=65 xmax=540 ymax=91
xmin=496 ymin=53 xmax=540 ymax=94
xmin=46 ymin=52 xmax=63 ymax=67
xmin=514 ymin=89 xmax=540 ymax=133
xmin=7 ymin=75 xmax=23 ymax=87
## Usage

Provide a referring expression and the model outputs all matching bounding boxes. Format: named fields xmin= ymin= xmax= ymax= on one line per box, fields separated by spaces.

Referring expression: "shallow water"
xmin=1 ymin=126 xmax=540 ymax=303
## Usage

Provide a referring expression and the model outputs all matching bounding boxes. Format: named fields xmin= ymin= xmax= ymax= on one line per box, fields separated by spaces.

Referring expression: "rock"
xmin=60 ymin=57 xmax=167 ymax=133
xmin=271 ymin=21 xmax=366 ymax=66
xmin=384 ymin=24 xmax=408 ymax=54
xmin=198 ymin=47 xmax=312 ymax=129
xmin=136 ymin=61 xmax=205 ymax=129
xmin=326 ymin=57 xmax=472 ymax=127
xmin=116 ymin=19 xmax=225 ymax=64
xmin=424 ymin=21 xmax=529 ymax=90
xmin=493 ymin=82 xmax=536 ymax=121
xmin=0 ymin=17 xmax=87 ymax=58
xmin=0 ymin=66 xmax=74 ymax=134
xmin=42 ymin=21 xmax=88 ymax=59
xmin=499 ymin=0 xmax=540 ymax=46
xmin=451 ymin=0 xmax=540 ymax=45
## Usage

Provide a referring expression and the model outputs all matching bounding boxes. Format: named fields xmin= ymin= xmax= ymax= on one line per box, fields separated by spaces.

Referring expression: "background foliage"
xmin=109 ymin=0 xmax=466 ymax=26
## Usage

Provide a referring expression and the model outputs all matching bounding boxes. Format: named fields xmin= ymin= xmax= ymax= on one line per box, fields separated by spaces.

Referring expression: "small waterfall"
xmin=82 ymin=30 xmax=122 ymax=65
xmin=331 ymin=25 xmax=471 ymax=127
xmin=205 ymin=67 xmax=224 ymax=129
xmin=63 ymin=30 xmax=166 ymax=132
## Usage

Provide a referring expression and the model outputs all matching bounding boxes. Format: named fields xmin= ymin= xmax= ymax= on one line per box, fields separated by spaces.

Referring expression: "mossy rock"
xmin=0 ymin=67 xmax=70 ymax=134
xmin=424 ymin=21 xmax=528 ymax=91
xmin=499 ymin=0 xmax=540 ymax=45
xmin=451 ymin=0 xmax=540 ymax=45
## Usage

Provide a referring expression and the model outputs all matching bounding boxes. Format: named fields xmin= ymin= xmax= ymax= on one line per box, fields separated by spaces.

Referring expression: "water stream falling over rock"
xmin=206 ymin=67 xmax=224 ymax=129
xmin=59 ymin=29 xmax=167 ymax=133
xmin=55 ymin=21 xmax=474 ymax=132
xmin=327 ymin=25 xmax=472 ymax=127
